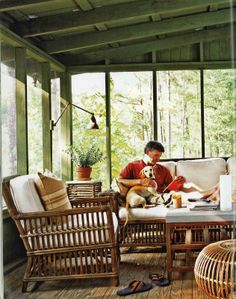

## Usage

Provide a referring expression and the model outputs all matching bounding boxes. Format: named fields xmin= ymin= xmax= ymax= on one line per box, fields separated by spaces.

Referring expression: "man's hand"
xmin=176 ymin=176 xmax=186 ymax=185
xmin=140 ymin=178 xmax=156 ymax=187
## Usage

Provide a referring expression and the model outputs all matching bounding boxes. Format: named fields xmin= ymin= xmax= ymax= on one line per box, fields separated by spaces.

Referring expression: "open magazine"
xmin=187 ymin=198 xmax=219 ymax=211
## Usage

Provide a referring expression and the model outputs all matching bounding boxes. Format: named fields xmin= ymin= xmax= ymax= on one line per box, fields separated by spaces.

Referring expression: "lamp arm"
xmin=50 ymin=102 xmax=98 ymax=130
xmin=51 ymin=103 xmax=70 ymax=129
xmin=71 ymin=103 xmax=94 ymax=116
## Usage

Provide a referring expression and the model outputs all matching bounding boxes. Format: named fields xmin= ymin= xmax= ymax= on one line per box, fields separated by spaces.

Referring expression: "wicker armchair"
xmin=3 ymin=175 xmax=119 ymax=292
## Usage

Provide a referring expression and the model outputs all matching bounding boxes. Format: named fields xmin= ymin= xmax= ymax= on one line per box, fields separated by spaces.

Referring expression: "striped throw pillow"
xmin=35 ymin=172 xmax=72 ymax=212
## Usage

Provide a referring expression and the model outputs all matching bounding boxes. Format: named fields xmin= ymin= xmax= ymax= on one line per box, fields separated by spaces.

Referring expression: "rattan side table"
xmin=66 ymin=180 xmax=102 ymax=200
xmin=194 ymin=239 xmax=236 ymax=299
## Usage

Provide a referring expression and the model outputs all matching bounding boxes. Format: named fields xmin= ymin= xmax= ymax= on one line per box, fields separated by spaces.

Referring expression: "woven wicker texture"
xmin=67 ymin=181 xmax=102 ymax=200
xmin=194 ymin=239 xmax=236 ymax=299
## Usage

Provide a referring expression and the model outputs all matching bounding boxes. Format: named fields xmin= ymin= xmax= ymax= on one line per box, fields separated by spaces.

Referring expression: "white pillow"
xmin=10 ymin=174 xmax=44 ymax=213
xmin=176 ymin=158 xmax=226 ymax=190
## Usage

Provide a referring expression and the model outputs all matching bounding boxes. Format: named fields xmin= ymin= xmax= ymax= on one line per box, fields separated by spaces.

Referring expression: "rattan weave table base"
xmin=194 ymin=239 xmax=235 ymax=299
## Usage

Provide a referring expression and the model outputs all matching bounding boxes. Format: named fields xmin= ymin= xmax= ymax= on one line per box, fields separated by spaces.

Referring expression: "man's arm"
xmin=117 ymin=177 xmax=156 ymax=187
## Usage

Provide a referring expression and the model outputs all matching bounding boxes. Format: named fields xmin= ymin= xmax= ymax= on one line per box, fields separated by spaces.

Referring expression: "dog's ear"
xmin=139 ymin=169 xmax=145 ymax=179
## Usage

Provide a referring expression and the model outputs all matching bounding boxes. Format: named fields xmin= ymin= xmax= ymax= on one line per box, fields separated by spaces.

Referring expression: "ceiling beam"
xmin=62 ymin=26 xmax=233 ymax=65
xmin=0 ymin=0 xmax=56 ymax=12
xmin=42 ymin=8 xmax=234 ymax=54
xmin=67 ymin=61 xmax=234 ymax=73
xmin=0 ymin=25 xmax=65 ymax=72
xmin=12 ymin=0 xmax=231 ymax=37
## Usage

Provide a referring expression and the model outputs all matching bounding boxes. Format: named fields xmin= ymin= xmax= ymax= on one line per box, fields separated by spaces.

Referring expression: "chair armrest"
xmin=98 ymin=190 xmax=119 ymax=216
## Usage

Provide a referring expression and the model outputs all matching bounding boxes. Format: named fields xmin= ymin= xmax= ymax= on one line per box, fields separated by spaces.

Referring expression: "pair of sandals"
xmin=117 ymin=274 xmax=170 ymax=296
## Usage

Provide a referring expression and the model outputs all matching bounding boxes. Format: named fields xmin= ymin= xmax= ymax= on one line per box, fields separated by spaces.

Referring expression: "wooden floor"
xmin=4 ymin=248 xmax=207 ymax=299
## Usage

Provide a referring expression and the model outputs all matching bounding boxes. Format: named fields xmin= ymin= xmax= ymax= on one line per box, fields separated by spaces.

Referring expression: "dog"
xmin=124 ymin=165 xmax=172 ymax=226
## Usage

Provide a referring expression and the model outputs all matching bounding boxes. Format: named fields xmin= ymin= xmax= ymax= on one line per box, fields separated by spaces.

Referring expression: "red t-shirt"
xmin=119 ymin=160 xmax=173 ymax=192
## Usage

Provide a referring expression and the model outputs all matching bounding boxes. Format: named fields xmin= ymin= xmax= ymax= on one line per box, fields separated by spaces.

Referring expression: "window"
xmin=1 ymin=43 xmax=17 ymax=177
xmin=204 ymin=69 xmax=235 ymax=157
xmin=72 ymin=73 xmax=108 ymax=187
xmin=27 ymin=61 xmax=43 ymax=173
xmin=156 ymin=71 xmax=201 ymax=159
xmin=110 ymin=72 xmax=153 ymax=180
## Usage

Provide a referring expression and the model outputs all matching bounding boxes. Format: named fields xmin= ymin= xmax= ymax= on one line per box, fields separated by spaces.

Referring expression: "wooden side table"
xmin=166 ymin=206 xmax=236 ymax=280
xmin=66 ymin=180 xmax=102 ymax=201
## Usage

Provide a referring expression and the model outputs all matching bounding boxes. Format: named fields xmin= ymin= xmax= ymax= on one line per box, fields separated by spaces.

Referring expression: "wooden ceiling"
xmin=0 ymin=0 xmax=235 ymax=68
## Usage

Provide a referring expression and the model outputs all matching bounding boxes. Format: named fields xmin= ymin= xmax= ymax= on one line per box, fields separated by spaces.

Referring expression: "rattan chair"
xmin=3 ymin=175 xmax=119 ymax=292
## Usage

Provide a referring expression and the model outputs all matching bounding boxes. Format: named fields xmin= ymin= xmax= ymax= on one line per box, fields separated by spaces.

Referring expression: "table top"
xmin=166 ymin=203 xmax=236 ymax=223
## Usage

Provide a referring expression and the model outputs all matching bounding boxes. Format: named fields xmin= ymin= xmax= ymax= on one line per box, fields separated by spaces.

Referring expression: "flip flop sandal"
xmin=149 ymin=273 xmax=170 ymax=287
xmin=116 ymin=279 xmax=152 ymax=296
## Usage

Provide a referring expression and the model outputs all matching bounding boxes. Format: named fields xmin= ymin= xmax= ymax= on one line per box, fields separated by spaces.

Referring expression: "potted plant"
xmin=65 ymin=142 xmax=103 ymax=181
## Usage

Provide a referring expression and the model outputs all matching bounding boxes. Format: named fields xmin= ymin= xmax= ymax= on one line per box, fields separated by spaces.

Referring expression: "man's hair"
xmin=144 ymin=141 xmax=165 ymax=153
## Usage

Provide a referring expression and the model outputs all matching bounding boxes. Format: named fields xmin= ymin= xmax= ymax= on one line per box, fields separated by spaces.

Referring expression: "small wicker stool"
xmin=194 ymin=239 xmax=236 ymax=299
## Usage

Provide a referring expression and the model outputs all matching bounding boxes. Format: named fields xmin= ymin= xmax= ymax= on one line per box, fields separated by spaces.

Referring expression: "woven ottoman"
xmin=194 ymin=239 xmax=236 ymax=299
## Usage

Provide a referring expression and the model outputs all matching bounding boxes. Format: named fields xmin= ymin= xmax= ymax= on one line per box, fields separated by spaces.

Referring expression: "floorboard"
xmin=4 ymin=248 xmax=207 ymax=299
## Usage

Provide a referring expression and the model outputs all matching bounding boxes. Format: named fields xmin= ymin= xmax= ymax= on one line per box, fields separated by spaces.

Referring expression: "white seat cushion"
xmin=176 ymin=158 xmax=226 ymax=190
xmin=119 ymin=205 xmax=168 ymax=220
xmin=10 ymin=174 xmax=44 ymax=213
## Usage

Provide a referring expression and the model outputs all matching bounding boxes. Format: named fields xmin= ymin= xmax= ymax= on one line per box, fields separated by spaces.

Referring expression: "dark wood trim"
xmin=62 ymin=26 xmax=233 ymax=65
xmin=61 ymin=73 xmax=72 ymax=181
xmin=15 ymin=47 xmax=28 ymax=175
xmin=13 ymin=0 xmax=228 ymax=37
xmin=41 ymin=62 xmax=52 ymax=171
xmin=105 ymin=71 xmax=112 ymax=188
xmin=0 ymin=0 xmax=54 ymax=12
xmin=153 ymin=71 xmax=157 ymax=140
xmin=200 ymin=70 xmax=205 ymax=158
xmin=67 ymin=61 xmax=234 ymax=74
xmin=42 ymin=8 xmax=234 ymax=54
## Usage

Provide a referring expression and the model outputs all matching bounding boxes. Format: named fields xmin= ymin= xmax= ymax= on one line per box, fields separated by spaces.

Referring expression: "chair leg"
xmin=112 ymin=276 xmax=119 ymax=286
xmin=22 ymin=281 xmax=28 ymax=292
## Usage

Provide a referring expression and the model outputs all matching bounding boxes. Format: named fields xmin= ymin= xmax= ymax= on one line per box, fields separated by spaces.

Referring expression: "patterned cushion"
xmin=35 ymin=172 xmax=72 ymax=211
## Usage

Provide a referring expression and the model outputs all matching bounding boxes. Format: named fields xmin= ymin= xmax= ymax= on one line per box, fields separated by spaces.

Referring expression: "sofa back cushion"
xmin=10 ymin=174 xmax=45 ymax=213
xmin=157 ymin=161 xmax=176 ymax=179
xmin=176 ymin=158 xmax=226 ymax=190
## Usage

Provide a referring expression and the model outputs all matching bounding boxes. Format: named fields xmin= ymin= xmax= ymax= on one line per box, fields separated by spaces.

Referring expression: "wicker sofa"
xmin=112 ymin=157 xmax=236 ymax=248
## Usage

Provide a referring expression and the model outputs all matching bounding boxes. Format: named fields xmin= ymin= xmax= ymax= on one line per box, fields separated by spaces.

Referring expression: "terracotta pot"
xmin=75 ymin=167 xmax=92 ymax=181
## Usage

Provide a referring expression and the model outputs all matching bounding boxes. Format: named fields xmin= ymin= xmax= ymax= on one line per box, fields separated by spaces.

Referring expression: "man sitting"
xmin=117 ymin=140 xmax=220 ymax=202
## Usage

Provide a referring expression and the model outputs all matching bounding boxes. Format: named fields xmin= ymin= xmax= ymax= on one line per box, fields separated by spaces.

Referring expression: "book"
xmin=165 ymin=177 xmax=186 ymax=192
xmin=187 ymin=198 xmax=219 ymax=211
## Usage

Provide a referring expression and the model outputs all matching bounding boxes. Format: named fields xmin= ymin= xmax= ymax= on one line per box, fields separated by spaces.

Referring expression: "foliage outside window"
xmin=1 ymin=47 xmax=17 ymax=178
xmin=204 ymin=69 xmax=235 ymax=157
xmin=110 ymin=72 xmax=153 ymax=181
xmin=27 ymin=61 xmax=43 ymax=174
xmin=156 ymin=71 xmax=201 ymax=159
xmin=71 ymin=73 xmax=108 ymax=188
xmin=51 ymin=76 xmax=61 ymax=177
